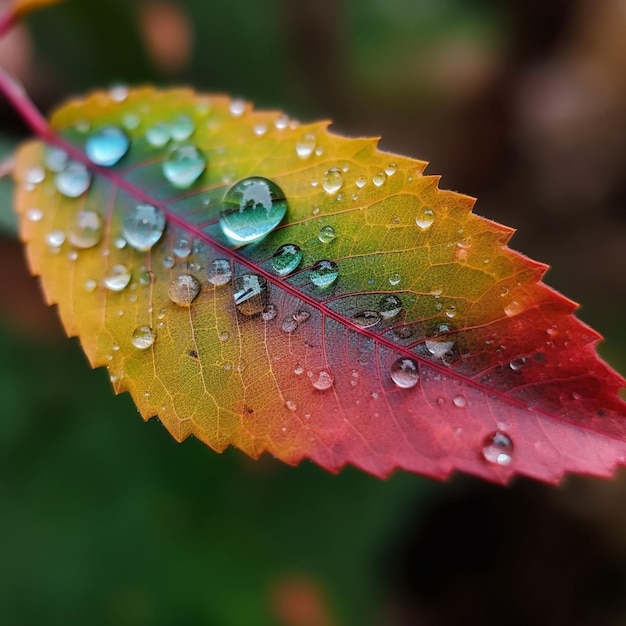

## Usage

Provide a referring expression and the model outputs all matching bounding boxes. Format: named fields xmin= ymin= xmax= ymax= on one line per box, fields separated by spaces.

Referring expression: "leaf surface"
xmin=13 ymin=87 xmax=626 ymax=483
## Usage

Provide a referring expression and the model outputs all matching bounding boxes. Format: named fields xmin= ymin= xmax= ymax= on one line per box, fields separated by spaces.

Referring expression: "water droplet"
xmin=311 ymin=370 xmax=333 ymax=391
xmin=504 ymin=301 xmax=523 ymax=317
xmin=509 ymin=357 xmax=527 ymax=372
xmin=372 ymin=171 xmax=387 ymax=187
xmin=309 ymin=260 xmax=339 ymax=288
xmin=168 ymin=275 xmax=200 ymax=307
xmin=293 ymin=310 xmax=310 ymax=324
xmin=122 ymin=203 xmax=166 ymax=251
xmin=146 ymin=122 xmax=171 ymax=147
xmin=138 ymin=268 xmax=153 ymax=286
xmin=173 ymin=237 xmax=192 ymax=258
xmin=445 ymin=305 xmax=457 ymax=319
xmin=415 ymin=207 xmax=435 ymax=230
xmin=45 ymin=230 xmax=65 ymax=248
xmin=261 ymin=304 xmax=277 ymax=321
xmin=25 ymin=165 xmax=45 ymax=184
xmin=219 ymin=331 xmax=229 ymax=342
xmin=355 ymin=175 xmax=367 ymax=189
xmin=317 ymin=225 xmax=336 ymax=244
xmin=132 ymin=325 xmax=155 ymax=350
xmin=353 ymin=310 xmax=381 ymax=328
xmin=425 ymin=338 xmax=456 ymax=359
xmin=385 ymin=163 xmax=397 ymax=176
xmin=233 ymin=274 xmax=267 ymax=316
xmin=219 ymin=177 xmax=287 ymax=243
xmin=253 ymin=122 xmax=267 ymax=136
xmin=207 ymin=259 xmax=233 ymax=286
xmin=274 ymin=114 xmax=289 ymax=130
xmin=271 ymin=244 xmax=302 ymax=276
xmin=26 ymin=207 xmax=43 ymax=222
xmin=44 ymin=146 xmax=68 ymax=172
xmin=84 ymin=279 xmax=97 ymax=292
xmin=103 ymin=264 xmax=131 ymax=291
xmin=482 ymin=431 xmax=513 ymax=466
xmin=162 ymin=255 xmax=175 ymax=269
xmin=68 ymin=210 xmax=103 ymax=248
xmin=390 ymin=358 xmax=419 ymax=388
xmin=453 ymin=395 xmax=467 ymax=408
xmin=162 ymin=145 xmax=206 ymax=188
xmin=229 ymin=99 xmax=246 ymax=117
xmin=86 ymin=126 xmax=130 ymax=166
xmin=170 ymin=115 xmax=195 ymax=141
xmin=322 ymin=168 xmax=344 ymax=194
xmin=294 ymin=365 xmax=304 ymax=375
xmin=282 ymin=317 xmax=298 ymax=333
xmin=55 ymin=162 xmax=91 ymax=197
xmin=122 ymin=113 xmax=140 ymax=130
xmin=379 ymin=295 xmax=402 ymax=319
xmin=296 ymin=133 xmax=316 ymax=158
xmin=109 ymin=85 xmax=128 ymax=102
xmin=286 ymin=400 xmax=297 ymax=411
xmin=388 ymin=273 xmax=401 ymax=286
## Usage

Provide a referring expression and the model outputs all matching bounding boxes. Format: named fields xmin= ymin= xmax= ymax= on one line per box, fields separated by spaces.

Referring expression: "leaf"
xmin=12 ymin=87 xmax=626 ymax=484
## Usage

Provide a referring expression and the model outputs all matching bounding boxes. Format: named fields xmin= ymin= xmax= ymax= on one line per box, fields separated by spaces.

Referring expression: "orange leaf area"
xmin=13 ymin=87 xmax=626 ymax=484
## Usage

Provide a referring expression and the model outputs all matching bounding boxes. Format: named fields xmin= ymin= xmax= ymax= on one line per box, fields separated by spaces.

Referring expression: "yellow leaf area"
xmin=12 ymin=0 xmax=62 ymax=19
xmin=14 ymin=87 xmax=623 ymax=481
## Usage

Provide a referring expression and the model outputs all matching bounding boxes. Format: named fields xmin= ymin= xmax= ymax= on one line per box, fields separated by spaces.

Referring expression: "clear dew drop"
xmin=379 ymin=294 xmax=402 ymax=320
xmin=25 ymin=165 xmax=45 ymax=185
xmin=425 ymin=338 xmax=456 ymax=359
xmin=43 ymin=146 xmax=69 ymax=172
xmin=162 ymin=255 xmax=175 ymax=269
xmin=353 ymin=310 xmax=381 ymax=328
xmin=445 ymin=305 xmax=457 ymax=319
xmin=309 ymin=260 xmax=339 ymax=288
xmin=482 ymin=431 xmax=514 ymax=466
xmin=262 ymin=303 xmax=278 ymax=321
xmin=27 ymin=207 xmax=43 ymax=222
xmin=509 ymin=357 xmax=527 ymax=372
xmin=271 ymin=244 xmax=302 ymax=276
xmin=388 ymin=273 xmax=401 ymax=286
xmin=168 ymin=275 xmax=201 ymax=307
xmin=68 ymin=210 xmax=103 ymax=248
xmin=146 ymin=123 xmax=171 ymax=147
xmin=122 ymin=203 xmax=166 ymax=251
xmin=45 ymin=230 xmax=65 ymax=248
xmin=131 ymin=325 xmax=155 ymax=350
xmin=322 ymin=168 xmax=344 ymax=194
xmin=55 ymin=162 xmax=91 ymax=197
xmin=504 ymin=301 xmax=523 ymax=317
xmin=282 ymin=317 xmax=298 ymax=333
xmin=103 ymin=264 xmax=131 ymax=292
xmin=109 ymin=85 xmax=128 ymax=102
xmin=219 ymin=177 xmax=288 ymax=243
xmin=173 ymin=237 xmax=192 ymax=258
xmin=296 ymin=133 xmax=316 ymax=159
xmin=170 ymin=115 xmax=195 ymax=141
xmin=311 ymin=370 xmax=333 ymax=391
xmin=207 ymin=258 xmax=233 ymax=286
xmin=114 ymin=236 xmax=127 ymax=249
xmin=390 ymin=358 xmax=419 ymax=389
xmin=385 ymin=163 xmax=397 ymax=176
xmin=286 ymin=400 xmax=297 ymax=411
xmin=317 ymin=225 xmax=336 ymax=244
xmin=233 ymin=273 xmax=268 ymax=316
xmin=253 ymin=122 xmax=267 ymax=136
xmin=415 ymin=207 xmax=435 ymax=230
xmin=355 ymin=175 xmax=367 ymax=189
xmin=229 ymin=99 xmax=246 ymax=117
xmin=293 ymin=310 xmax=310 ymax=324
xmin=372 ymin=171 xmax=387 ymax=187
xmin=84 ymin=278 xmax=97 ymax=292
xmin=453 ymin=395 xmax=467 ymax=408
xmin=162 ymin=145 xmax=206 ymax=188
xmin=85 ymin=126 xmax=130 ymax=166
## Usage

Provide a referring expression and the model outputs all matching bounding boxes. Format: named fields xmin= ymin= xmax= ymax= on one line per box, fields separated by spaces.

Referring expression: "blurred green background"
xmin=1 ymin=1 xmax=626 ymax=624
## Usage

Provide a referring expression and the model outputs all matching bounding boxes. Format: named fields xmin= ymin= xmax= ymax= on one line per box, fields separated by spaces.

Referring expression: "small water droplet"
xmin=162 ymin=145 xmax=206 ymax=188
xmin=286 ymin=400 xmax=297 ymax=411
xmin=293 ymin=310 xmax=310 ymax=324
xmin=84 ymin=279 xmax=97 ymax=292
xmin=229 ymin=99 xmax=246 ymax=117
xmin=44 ymin=146 xmax=69 ymax=172
xmin=482 ymin=431 xmax=513 ymax=466
xmin=385 ymin=163 xmax=397 ymax=176
xmin=219 ymin=177 xmax=287 ymax=243
xmin=103 ymin=264 xmax=131 ymax=291
xmin=282 ymin=317 xmax=298 ymax=333
xmin=445 ymin=305 xmax=457 ymax=319
xmin=353 ymin=310 xmax=381 ymax=328
xmin=274 ymin=115 xmax=289 ymax=130
xmin=162 ymin=255 xmax=175 ymax=269
xmin=109 ymin=85 xmax=128 ymax=102
xmin=372 ymin=171 xmax=387 ymax=187
xmin=322 ymin=168 xmax=344 ymax=194
xmin=219 ymin=331 xmax=229 ymax=342
xmin=25 ymin=165 xmax=45 ymax=184
xmin=453 ymin=395 xmax=467 ymax=408
xmin=388 ymin=273 xmax=401 ymax=286
xmin=146 ymin=122 xmax=171 ymax=147
xmin=296 ymin=133 xmax=316 ymax=158
xmin=173 ymin=237 xmax=192 ymax=258
xmin=170 ymin=115 xmax=195 ymax=141
xmin=271 ymin=244 xmax=302 ymax=276
xmin=207 ymin=259 xmax=233 ymax=286
xmin=122 ymin=203 xmax=166 ymax=251
xmin=316 ymin=225 xmax=336 ymax=244
xmin=132 ymin=325 xmax=155 ymax=350
xmin=86 ymin=126 xmax=130 ymax=166
xmin=168 ymin=275 xmax=200 ymax=306
xmin=45 ymin=230 xmax=65 ymax=248
xmin=379 ymin=294 xmax=402 ymax=320
xmin=415 ymin=207 xmax=435 ymax=230
xmin=253 ymin=122 xmax=267 ymax=136
xmin=26 ymin=207 xmax=43 ymax=222
xmin=509 ymin=357 xmax=527 ymax=372
xmin=68 ymin=210 xmax=103 ymax=248
xmin=294 ymin=365 xmax=304 ymax=375
xmin=504 ymin=301 xmax=523 ymax=317
xmin=355 ymin=175 xmax=367 ymax=189
xmin=233 ymin=274 xmax=268 ymax=316
xmin=390 ymin=358 xmax=419 ymax=388
xmin=138 ymin=268 xmax=153 ymax=286
xmin=55 ymin=162 xmax=91 ymax=197
xmin=311 ymin=370 xmax=333 ymax=391
xmin=261 ymin=304 xmax=277 ymax=321
xmin=309 ymin=260 xmax=339 ymax=288
xmin=425 ymin=338 xmax=456 ymax=359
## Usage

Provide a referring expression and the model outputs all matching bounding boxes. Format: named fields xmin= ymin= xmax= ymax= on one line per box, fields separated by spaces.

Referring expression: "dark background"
xmin=1 ymin=1 xmax=626 ymax=624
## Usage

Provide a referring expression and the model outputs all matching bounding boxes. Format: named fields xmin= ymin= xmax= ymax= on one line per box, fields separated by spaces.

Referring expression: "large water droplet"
xmin=103 ymin=264 xmax=131 ymax=291
xmin=168 ymin=275 xmax=200 ymax=307
xmin=311 ymin=370 xmax=333 ymax=391
xmin=170 ymin=115 xmax=195 ymax=141
xmin=271 ymin=244 xmax=302 ymax=276
xmin=146 ymin=123 xmax=171 ymax=147
xmin=353 ymin=310 xmax=381 ymax=328
xmin=69 ymin=210 xmax=103 ymax=248
xmin=425 ymin=338 xmax=456 ymax=359
xmin=122 ymin=204 xmax=166 ymax=251
xmin=233 ymin=274 xmax=268 ymax=315
xmin=482 ymin=431 xmax=513 ymax=466
xmin=162 ymin=145 xmax=206 ymax=188
xmin=322 ymin=168 xmax=343 ymax=194
xmin=318 ymin=225 xmax=336 ymax=243
xmin=296 ymin=133 xmax=316 ymax=158
xmin=385 ymin=163 xmax=397 ymax=176
xmin=379 ymin=294 xmax=402 ymax=320
xmin=309 ymin=260 xmax=339 ymax=288
xmin=55 ymin=162 xmax=91 ymax=197
xmin=44 ymin=146 xmax=69 ymax=172
xmin=372 ymin=171 xmax=387 ymax=187
xmin=207 ymin=259 xmax=233 ymax=286
xmin=85 ymin=126 xmax=130 ymax=166
xmin=219 ymin=177 xmax=287 ymax=243
xmin=415 ymin=207 xmax=435 ymax=230
xmin=390 ymin=358 xmax=419 ymax=388
xmin=132 ymin=325 xmax=155 ymax=350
